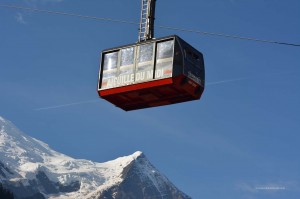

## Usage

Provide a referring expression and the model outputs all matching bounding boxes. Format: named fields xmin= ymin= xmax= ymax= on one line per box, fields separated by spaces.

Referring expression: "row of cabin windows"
xmin=103 ymin=41 xmax=174 ymax=71
xmin=100 ymin=40 xmax=174 ymax=90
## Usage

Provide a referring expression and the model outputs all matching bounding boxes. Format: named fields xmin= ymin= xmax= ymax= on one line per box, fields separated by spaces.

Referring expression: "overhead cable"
xmin=0 ymin=4 xmax=137 ymax=25
xmin=1 ymin=4 xmax=299 ymax=47
xmin=157 ymin=25 xmax=300 ymax=47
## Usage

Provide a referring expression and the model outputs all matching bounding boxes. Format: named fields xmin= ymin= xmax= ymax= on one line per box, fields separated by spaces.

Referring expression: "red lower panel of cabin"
xmin=98 ymin=75 xmax=204 ymax=111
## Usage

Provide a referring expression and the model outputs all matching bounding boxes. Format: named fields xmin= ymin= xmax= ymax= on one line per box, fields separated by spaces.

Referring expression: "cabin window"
xmin=155 ymin=40 xmax=174 ymax=79
xmin=103 ymin=52 xmax=118 ymax=70
xmin=135 ymin=43 xmax=154 ymax=82
xmin=156 ymin=40 xmax=174 ymax=59
xmin=101 ymin=52 xmax=118 ymax=89
xmin=185 ymin=50 xmax=201 ymax=68
xmin=138 ymin=43 xmax=153 ymax=63
xmin=120 ymin=47 xmax=134 ymax=66
xmin=119 ymin=47 xmax=135 ymax=76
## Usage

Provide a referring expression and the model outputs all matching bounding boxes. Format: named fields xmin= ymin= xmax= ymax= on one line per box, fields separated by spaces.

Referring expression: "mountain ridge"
xmin=0 ymin=116 xmax=191 ymax=199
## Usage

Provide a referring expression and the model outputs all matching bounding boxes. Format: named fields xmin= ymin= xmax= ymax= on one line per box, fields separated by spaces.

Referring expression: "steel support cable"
xmin=0 ymin=4 xmax=137 ymax=25
xmin=1 ymin=4 xmax=300 ymax=47
xmin=157 ymin=25 xmax=300 ymax=47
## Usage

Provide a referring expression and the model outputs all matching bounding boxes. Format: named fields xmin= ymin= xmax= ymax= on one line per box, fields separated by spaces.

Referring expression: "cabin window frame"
xmin=118 ymin=46 xmax=136 ymax=81
xmin=134 ymin=42 xmax=156 ymax=83
xmin=99 ymin=50 xmax=119 ymax=90
xmin=154 ymin=39 xmax=175 ymax=79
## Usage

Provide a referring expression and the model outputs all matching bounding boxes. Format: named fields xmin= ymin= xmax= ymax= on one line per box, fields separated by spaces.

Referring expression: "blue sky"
xmin=1 ymin=0 xmax=300 ymax=198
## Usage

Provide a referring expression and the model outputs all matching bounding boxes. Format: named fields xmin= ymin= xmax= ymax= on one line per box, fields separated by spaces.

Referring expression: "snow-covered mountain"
xmin=0 ymin=116 xmax=191 ymax=199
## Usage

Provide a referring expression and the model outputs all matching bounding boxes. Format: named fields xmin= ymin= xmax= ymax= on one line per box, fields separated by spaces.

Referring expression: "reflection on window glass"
xmin=120 ymin=47 xmax=134 ymax=76
xmin=155 ymin=40 xmax=174 ymax=79
xmin=120 ymin=47 xmax=134 ymax=66
xmin=157 ymin=40 xmax=174 ymax=59
xmin=138 ymin=44 xmax=153 ymax=63
xmin=102 ymin=71 xmax=116 ymax=79
xmin=135 ymin=43 xmax=154 ymax=82
xmin=103 ymin=52 xmax=118 ymax=70
xmin=101 ymin=52 xmax=118 ymax=90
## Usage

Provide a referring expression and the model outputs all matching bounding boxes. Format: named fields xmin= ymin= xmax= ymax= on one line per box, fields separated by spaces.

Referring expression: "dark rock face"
xmin=5 ymin=181 xmax=45 ymax=199
xmin=0 ymin=183 xmax=14 ymax=199
xmin=98 ymin=154 xmax=191 ymax=199
xmin=0 ymin=161 xmax=14 ymax=178
xmin=22 ymin=193 xmax=46 ymax=199
xmin=4 ymin=171 xmax=80 ymax=199
xmin=35 ymin=171 xmax=59 ymax=194
xmin=58 ymin=181 xmax=81 ymax=193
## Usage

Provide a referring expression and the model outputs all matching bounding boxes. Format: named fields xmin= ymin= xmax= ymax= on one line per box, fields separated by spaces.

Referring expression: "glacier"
xmin=0 ymin=116 xmax=190 ymax=199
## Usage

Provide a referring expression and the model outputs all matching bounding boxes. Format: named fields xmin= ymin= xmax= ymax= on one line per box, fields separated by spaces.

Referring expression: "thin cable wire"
xmin=157 ymin=25 xmax=300 ymax=47
xmin=1 ymin=4 xmax=300 ymax=47
xmin=0 ymin=4 xmax=138 ymax=25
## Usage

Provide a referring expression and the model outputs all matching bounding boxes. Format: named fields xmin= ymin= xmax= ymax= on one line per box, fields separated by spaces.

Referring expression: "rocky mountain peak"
xmin=0 ymin=116 xmax=190 ymax=199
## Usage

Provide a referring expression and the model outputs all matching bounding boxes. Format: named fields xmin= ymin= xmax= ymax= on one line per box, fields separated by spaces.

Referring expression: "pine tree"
xmin=0 ymin=184 xmax=14 ymax=199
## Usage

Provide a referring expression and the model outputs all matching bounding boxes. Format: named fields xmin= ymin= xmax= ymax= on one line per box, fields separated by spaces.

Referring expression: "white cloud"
xmin=236 ymin=182 xmax=258 ymax=193
xmin=15 ymin=13 xmax=27 ymax=24
xmin=14 ymin=0 xmax=63 ymax=24
xmin=236 ymin=180 xmax=300 ymax=195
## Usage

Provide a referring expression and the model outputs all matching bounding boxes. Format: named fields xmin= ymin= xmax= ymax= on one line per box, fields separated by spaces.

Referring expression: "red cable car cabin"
xmin=97 ymin=35 xmax=205 ymax=111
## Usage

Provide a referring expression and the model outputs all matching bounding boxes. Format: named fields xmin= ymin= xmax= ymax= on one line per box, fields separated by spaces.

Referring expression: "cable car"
xmin=97 ymin=0 xmax=205 ymax=111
